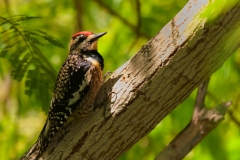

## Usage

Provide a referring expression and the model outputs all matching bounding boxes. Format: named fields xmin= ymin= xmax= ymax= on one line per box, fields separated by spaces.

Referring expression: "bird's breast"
xmin=85 ymin=57 xmax=102 ymax=71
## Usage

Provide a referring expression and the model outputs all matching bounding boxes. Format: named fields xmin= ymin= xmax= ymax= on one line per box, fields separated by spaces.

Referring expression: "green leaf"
xmin=9 ymin=15 xmax=42 ymax=23
xmin=0 ymin=49 xmax=9 ymax=57
xmin=25 ymin=69 xmax=39 ymax=96
xmin=36 ymin=30 xmax=64 ymax=48
xmin=11 ymin=52 xmax=31 ymax=81
xmin=31 ymin=44 xmax=57 ymax=79
xmin=43 ymin=36 xmax=64 ymax=48
xmin=0 ymin=15 xmax=62 ymax=111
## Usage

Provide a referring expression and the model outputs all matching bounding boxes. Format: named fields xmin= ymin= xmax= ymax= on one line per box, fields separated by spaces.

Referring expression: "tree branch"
xmin=155 ymin=79 xmax=232 ymax=160
xmin=21 ymin=0 xmax=240 ymax=159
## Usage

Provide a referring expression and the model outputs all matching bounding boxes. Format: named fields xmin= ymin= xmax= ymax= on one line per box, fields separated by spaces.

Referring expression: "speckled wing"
xmin=38 ymin=54 xmax=91 ymax=152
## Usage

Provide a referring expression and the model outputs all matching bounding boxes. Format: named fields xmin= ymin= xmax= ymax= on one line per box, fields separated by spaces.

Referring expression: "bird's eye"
xmin=72 ymin=34 xmax=86 ymax=41
xmin=76 ymin=35 xmax=86 ymax=43
xmin=79 ymin=34 xmax=84 ymax=39
xmin=79 ymin=35 xmax=85 ymax=40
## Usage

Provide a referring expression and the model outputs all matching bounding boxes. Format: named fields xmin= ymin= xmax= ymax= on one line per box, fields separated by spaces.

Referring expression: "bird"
xmin=20 ymin=31 xmax=107 ymax=160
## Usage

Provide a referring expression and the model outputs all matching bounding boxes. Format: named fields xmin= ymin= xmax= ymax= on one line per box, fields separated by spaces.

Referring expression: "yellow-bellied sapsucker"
xmin=21 ymin=31 xmax=106 ymax=159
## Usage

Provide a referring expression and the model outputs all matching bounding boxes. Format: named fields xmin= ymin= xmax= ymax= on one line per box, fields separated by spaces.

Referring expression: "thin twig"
xmin=135 ymin=0 xmax=141 ymax=36
xmin=93 ymin=0 xmax=150 ymax=39
xmin=74 ymin=0 xmax=83 ymax=32
xmin=192 ymin=78 xmax=210 ymax=120
xmin=228 ymin=110 xmax=240 ymax=127
xmin=194 ymin=78 xmax=210 ymax=109
xmin=124 ymin=0 xmax=142 ymax=54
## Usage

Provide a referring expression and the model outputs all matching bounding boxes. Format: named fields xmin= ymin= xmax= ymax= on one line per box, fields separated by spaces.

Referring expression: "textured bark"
xmin=37 ymin=0 xmax=240 ymax=159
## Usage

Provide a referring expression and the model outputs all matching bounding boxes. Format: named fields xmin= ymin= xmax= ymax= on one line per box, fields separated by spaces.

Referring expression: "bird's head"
xmin=70 ymin=31 xmax=107 ymax=53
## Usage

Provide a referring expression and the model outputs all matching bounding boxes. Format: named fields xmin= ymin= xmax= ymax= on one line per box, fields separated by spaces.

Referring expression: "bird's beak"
xmin=89 ymin=32 xmax=107 ymax=43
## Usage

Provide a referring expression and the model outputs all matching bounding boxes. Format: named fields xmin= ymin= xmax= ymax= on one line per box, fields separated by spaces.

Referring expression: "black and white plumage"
xmin=20 ymin=31 xmax=106 ymax=160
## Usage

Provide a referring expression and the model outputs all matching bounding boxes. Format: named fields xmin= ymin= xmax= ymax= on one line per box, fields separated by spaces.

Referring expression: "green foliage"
xmin=0 ymin=15 xmax=64 ymax=110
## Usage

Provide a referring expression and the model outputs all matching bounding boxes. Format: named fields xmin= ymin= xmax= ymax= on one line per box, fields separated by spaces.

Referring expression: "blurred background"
xmin=0 ymin=0 xmax=240 ymax=160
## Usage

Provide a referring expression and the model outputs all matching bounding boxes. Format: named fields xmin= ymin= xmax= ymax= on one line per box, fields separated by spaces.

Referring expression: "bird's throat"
xmin=90 ymin=41 xmax=98 ymax=50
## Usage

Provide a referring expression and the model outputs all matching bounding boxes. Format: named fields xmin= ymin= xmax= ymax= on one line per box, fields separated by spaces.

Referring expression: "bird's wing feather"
xmin=38 ymin=54 xmax=91 ymax=153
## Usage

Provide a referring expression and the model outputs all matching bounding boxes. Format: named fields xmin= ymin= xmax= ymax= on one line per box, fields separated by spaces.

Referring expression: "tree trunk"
xmin=37 ymin=0 xmax=240 ymax=159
